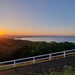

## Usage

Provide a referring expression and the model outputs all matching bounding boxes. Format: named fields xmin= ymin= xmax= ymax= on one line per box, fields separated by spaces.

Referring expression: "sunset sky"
xmin=0 ymin=0 xmax=75 ymax=36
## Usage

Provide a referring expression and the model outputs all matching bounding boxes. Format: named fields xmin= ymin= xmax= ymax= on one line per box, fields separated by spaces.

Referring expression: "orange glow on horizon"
xmin=0 ymin=29 xmax=75 ymax=36
xmin=0 ymin=30 xmax=5 ymax=35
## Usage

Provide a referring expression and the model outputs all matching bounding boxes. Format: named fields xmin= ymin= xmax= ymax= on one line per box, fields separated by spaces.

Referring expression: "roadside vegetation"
xmin=39 ymin=69 xmax=75 ymax=75
xmin=51 ymin=69 xmax=75 ymax=75
xmin=0 ymin=38 xmax=75 ymax=62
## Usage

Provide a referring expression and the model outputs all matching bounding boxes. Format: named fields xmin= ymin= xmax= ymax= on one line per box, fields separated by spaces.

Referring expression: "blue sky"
xmin=0 ymin=0 xmax=75 ymax=36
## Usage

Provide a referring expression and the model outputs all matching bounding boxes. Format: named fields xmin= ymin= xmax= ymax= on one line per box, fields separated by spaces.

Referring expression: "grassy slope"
xmin=51 ymin=69 xmax=75 ymax=75
xmin=39 ymin=69 xmax=75 ymax=75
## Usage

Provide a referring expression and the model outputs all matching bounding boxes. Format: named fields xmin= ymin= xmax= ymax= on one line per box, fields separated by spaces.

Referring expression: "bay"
xmin=15 ymin=36 xmax=75 ymax=43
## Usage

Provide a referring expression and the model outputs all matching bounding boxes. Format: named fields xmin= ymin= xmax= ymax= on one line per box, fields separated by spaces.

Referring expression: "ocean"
xmin=15 ymin=36 xmax=75 ymax=43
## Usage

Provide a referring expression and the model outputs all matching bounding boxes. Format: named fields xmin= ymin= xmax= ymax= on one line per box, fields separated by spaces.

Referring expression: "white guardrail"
xmin=0 ymin=49 xmax=75 ymax=68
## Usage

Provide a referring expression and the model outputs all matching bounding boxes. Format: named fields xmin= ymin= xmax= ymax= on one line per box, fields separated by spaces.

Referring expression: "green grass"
xmin=0 ymin=65 xmax=13 ymax=70
xmin=39 ymin=69 xmax=75 ymax=75
xmin=51 ymin=69 xmax=75 ymax=75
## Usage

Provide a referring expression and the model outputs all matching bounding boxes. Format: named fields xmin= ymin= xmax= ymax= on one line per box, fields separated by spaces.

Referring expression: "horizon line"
xmin=1 ymin=35 xmax=75 ymax=37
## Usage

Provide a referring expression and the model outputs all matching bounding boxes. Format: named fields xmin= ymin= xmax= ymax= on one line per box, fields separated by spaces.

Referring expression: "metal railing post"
xmin=64 ymin=51 xmax=66 ymax=58
xmin=33 ymin=57 xmax=35 ymax=64
xmin=14 ymin=60 xmax=16 ymax=67
xmin=49 ymin=54 xmax=51 ymax=60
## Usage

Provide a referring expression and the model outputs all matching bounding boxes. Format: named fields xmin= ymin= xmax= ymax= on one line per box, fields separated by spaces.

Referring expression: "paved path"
xmin=0 ymin=55 xmax=75 ymax=75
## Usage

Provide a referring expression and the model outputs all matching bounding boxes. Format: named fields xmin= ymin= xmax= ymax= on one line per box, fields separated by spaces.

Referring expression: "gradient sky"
xmin=0 ymin=0 xmax=75 ymax=36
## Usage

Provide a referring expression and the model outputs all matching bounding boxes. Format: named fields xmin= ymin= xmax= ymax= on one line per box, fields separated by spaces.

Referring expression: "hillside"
xmin=0 ymin=38 xmax=75 ymax=61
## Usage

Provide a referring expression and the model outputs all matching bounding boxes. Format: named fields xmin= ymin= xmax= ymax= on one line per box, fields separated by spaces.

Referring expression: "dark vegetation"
xmin=0 ymin=38 xmax=75 ymax=62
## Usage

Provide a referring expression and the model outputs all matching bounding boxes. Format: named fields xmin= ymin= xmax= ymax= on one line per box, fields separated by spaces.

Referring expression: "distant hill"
xmin=1 ymin=35 xmax=75 ymax=39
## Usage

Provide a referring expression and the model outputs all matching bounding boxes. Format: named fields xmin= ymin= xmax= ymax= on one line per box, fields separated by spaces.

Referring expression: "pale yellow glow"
xmin=0 ymin=30 xmax=5 ymax=35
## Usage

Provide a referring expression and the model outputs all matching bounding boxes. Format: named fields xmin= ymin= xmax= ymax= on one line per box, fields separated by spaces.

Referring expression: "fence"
xmin=0 ymin=49 xmax=75 ymax=69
